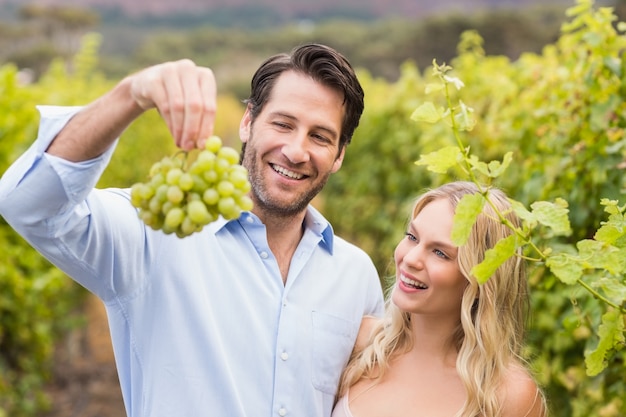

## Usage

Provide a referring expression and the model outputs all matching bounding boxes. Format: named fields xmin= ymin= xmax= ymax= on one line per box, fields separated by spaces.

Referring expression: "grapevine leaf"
xmin=530 ymin=199 xmax=572 ymax=236
xmin=443 ymin=75 xmax=465 ymax=90
xmin=599 ymin=198 xmax=622 ymax=216
xmin=595 ymin=222 xmax=626 ymax=246
xmin=584 ymin=309 xmax=625 ymax=376
xmin=451 ymin=192 xmax=485 ymax=246
xmin=425 ymin=83 xmax=445 ymax=94
xmin=510 ymin=200 xmax=536 ymax=226
xmin=577 ymin=239 xmax=623 ymax=274
xmin=467 ymin=155 xmax=490 ymax=177
xmin=487 ymin=151 xmax=513 ymax=177
xmin=471 ymin=234 xmax=517 ymax=284
xmin=411 ymin=102 xmax=443 ymax=124
xmin=595 ymin=277 xmax=626 ymax=306
xmin=455 ymin=100 xmax=475 ymax=131
xmin=415 ymin=146 xmax=461 ymax=174
xmin=546 ymin=253 xmax=583 ymax=285
xmin=594 ymin=199 xmax=626 ymax=246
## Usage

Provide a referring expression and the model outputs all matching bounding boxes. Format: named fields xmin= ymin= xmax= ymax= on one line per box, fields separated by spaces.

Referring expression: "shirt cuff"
xmin=36 ymin=105 xmax=118 ymax=204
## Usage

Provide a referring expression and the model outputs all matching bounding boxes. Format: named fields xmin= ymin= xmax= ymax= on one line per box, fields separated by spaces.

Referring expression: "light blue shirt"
xmin=0 ymin=106 xmax=384 ymax=417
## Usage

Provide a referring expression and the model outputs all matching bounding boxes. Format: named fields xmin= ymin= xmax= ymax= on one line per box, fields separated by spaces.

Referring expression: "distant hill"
xmin=0 ymin=0 xmax=592 ymax=21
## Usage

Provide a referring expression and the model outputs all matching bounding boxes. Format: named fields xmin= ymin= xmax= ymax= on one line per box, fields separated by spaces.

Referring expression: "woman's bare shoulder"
xmin=354 ymin=316 xmax=381 ymax=351
xmin=500 ymin=364 xmax=547 ymax=417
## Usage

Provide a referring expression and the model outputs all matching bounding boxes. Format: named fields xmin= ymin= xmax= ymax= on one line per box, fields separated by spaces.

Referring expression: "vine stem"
xmin=443 ymin=81 xmax=478 ymax=184
xmin=577 ymin=278 xmax=626 ymax=313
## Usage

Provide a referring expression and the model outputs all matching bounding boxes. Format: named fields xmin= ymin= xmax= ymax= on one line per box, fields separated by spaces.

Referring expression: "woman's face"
xmin=392 ymin=198 xmax=468 ymax=320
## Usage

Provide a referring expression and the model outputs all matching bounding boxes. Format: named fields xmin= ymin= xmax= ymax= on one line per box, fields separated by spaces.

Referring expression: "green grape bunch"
xmin=130 ymin=136 xmax=253 ymax=238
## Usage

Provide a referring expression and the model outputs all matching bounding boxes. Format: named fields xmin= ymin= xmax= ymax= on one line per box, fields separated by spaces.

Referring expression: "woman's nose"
xmin=405 ymin=245 xmax=426 ymax=270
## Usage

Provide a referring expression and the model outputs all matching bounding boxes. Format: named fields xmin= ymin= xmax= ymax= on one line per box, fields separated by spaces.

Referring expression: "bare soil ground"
xmin=41 ymin=294 xmax=126 ymax=417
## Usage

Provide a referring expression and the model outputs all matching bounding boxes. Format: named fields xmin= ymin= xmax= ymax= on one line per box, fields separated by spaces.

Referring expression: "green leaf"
xmin=595 ymin=277 xmax=626 ymax=306
xmin=468 ymin=152 xmax=513 ymax=179
xmin=594 ymin=199 xmax=626 ymax=246
xmin=410 ymin=102 xmax=443 ymax=124
xmin=451 ymin=192 xmax=485 ymax=246
xmin=577 ymin=239 xmax=624 ymax=274
xmin=546 ymin=253 xmax=583 ymax=285
xmin=443 ymin=75 xmax=465 ymax=90
xmin=455 ymin=100 xmax=475 ymax=131
xmin=467 ymin=155 xmax=490 ymax=177
xmin=414 ymin=146 xmax=461 ymax=174
xmin=595 ymin=222 xmax=626 ymax=246
xmin=584 ymin=309 xmax=625 ymax=376
xmin=424 ymin=83 xmax=444 ymax=94
xmin=471 ymin=234 xmax=517 ymax=284
xmin=510 ymin=200 xmax=535 ymax=225
xmin=530 ymin=199 xmax=572 ymax=236
xmin=487 ymin=151 xmax=513 ymax=177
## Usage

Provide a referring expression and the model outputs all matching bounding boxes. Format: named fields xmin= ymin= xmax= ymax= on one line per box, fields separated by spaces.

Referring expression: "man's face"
xmin=239 ymin=71 xmax=346 ymax=218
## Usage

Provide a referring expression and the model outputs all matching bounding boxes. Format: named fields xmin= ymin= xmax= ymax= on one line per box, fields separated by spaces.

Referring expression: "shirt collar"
xmin=214 ymin=206 xmax=334 ymax=254
xmin=304 ymin=205 xmax=334 ymax=254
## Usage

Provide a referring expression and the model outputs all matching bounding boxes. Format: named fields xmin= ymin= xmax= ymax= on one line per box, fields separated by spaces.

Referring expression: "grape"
xmin=166 ymin=185 xmax=184 ymax=204
xmin=130 ymin=135 xmax=253 ymax=238
xmin=164 ymin=207 xmax=184 ymax=229
xmin=217 ymin=180 xmax=235 ymax=197
xmin=178 ymin=173 xmax=194 ymax=191
xmin=202 ymin=188 xmax=219 ymax=205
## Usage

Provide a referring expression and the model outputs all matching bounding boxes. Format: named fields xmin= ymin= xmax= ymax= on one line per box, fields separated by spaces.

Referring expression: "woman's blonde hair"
xmin=338 ymin=181 xmax=537 ymax=417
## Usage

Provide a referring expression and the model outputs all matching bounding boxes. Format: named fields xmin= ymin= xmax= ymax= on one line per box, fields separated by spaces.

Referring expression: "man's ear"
xmin=331 ymin=146 xmax=345 ymax=173
xmin=239 ymin=106 xmax=252 ymax=143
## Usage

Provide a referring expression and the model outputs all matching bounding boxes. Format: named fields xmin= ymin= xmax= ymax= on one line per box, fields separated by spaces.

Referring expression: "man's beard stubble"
xmin=240 ymin=139 xmax=331 ymax=219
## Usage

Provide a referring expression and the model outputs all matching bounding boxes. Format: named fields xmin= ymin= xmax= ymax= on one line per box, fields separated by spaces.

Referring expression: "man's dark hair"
xmin=244 ymin=43 xmax=365 ymax=151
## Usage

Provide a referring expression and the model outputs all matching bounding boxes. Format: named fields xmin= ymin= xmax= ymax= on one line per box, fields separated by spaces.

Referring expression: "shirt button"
xmin=280 ymin=352 xmax=289 ymax=360
xmin=246 ymin=216 xmax=254 ymax=223
xmin=260 ymin=251 xmax=269 ymax=259
xmin=278 ymin=408 xmax=287 ymax=416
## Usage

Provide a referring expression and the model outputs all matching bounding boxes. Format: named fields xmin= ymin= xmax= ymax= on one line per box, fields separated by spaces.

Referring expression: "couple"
xmin=0 ymin=43 xmax=545 ymax=416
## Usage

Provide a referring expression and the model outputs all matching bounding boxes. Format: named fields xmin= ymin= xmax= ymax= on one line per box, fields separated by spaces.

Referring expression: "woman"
xmin=334 ymin=181 xmax=546 ymax=417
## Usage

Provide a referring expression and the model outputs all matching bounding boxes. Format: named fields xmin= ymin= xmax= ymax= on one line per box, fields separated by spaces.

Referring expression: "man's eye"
xmin=312 ymin=134 xmax=331 ymax=144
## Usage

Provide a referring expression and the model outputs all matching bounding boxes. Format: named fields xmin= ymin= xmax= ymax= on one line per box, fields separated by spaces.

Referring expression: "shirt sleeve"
xmin=0 ymin=105 xmax=117 ymax=232
xmin=0 ymin=105 xmax=144 ymax=300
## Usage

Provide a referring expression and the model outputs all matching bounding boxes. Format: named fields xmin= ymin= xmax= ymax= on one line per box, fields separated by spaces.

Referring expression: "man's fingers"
xmin=161 ymin=60 xmax=190 ymax=148
xmin=194 ymin=67 xmax=218 ymax=150
xmin=130 ymin=60 xmax=218 ymax=150
xmin=178 ymin=65 xmax=217 ymax=150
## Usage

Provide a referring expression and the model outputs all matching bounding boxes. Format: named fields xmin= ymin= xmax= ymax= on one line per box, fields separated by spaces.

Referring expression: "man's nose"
xmin=282 ymin=132 xmax=311 ymax=164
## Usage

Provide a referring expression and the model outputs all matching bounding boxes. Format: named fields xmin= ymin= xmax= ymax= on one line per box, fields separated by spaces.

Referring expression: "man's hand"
xmin=130 ymin=59 xmax=218 ymax=150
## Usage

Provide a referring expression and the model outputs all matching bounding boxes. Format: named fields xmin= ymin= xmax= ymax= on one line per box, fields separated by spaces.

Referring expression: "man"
xmin=0 ymin=44 xmax=383 ymax=416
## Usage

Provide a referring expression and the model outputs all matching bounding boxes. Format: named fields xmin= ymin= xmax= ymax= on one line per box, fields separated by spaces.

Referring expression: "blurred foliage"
xmin=0 ymin=5 xmax=99 ymax=79
xmin=0 ymin=2 xmax=605 ymax=92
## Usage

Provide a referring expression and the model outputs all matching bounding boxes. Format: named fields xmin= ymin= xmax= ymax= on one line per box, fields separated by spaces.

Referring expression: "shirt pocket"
xmin=310 ymin=310 xmax=356 ymax=394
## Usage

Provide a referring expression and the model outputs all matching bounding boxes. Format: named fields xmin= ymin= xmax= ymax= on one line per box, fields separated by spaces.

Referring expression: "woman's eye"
xmin=434 ymin=249 xmax=448 ymax=259
xmin=405 ymin=232 xmax=417 ymax=242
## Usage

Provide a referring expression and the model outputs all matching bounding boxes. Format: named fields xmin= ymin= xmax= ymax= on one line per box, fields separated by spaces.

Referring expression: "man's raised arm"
xmin=47 ymin=59 xmax=218 ymax=162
